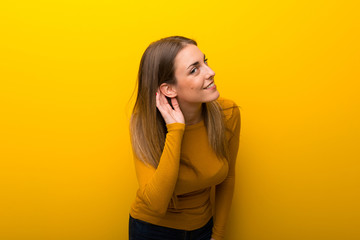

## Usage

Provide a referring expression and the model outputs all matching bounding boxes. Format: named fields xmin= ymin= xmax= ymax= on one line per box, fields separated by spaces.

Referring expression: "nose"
xmin=205 ymin=65 xmax=215 ymax=79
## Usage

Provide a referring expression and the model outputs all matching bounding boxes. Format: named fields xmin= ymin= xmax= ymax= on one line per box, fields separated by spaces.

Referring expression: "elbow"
xmin=150 ymin=205 xmax=168 ymax=217
xmin=140 ymin=194 xmax=169 ymax=217
xmin=142 ymin=201 xmax=168 ymax=217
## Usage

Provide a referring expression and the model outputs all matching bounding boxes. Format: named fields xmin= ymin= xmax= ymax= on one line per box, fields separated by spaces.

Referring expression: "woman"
xmin=129 ymin=36 xmax=241 ymax=240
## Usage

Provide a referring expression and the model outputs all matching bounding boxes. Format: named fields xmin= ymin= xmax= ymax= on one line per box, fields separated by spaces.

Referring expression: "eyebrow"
xmin=187 ymin=54 xmax=206 ymax=69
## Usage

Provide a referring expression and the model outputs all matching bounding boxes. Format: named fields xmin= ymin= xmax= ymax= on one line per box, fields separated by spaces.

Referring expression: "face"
xmin=172 ymin=44 xmax=219 ymax=105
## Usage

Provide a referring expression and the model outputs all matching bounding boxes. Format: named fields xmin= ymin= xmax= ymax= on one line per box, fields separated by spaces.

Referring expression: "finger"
xmin=170 ymin=97 xmax=181 ymax=112
xmin=156 ymin=91 xmax=172 ymax=115
xmin=155 ymin=91 xmax=165 ymax=111
xmin=159 ymin=92 xmax=174 ymax=112
xmin=158 ymin=91 xmax=167 ymax=105
xmin=155 ymin=90 xmax=160 ymax=106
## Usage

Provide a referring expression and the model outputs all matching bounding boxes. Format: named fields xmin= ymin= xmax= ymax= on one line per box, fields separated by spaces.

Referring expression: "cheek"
xmin=177 ymin=78 xmax=201 ymax=92
xmin=179 ymin=82 xmax=196 ymax=91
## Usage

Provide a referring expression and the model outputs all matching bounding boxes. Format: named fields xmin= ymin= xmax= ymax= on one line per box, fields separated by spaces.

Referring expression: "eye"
xmin=204 ymin=58 xmax=208 ymax=64
xmin=190 ymin=67 xmax=197 ymax=74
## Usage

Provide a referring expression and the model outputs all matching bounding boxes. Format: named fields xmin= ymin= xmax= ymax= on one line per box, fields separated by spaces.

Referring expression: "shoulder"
xmin=216 ymin=96 xmax=241 ymax=139
xmin=216 ymin=96 xmax=240 ymax=122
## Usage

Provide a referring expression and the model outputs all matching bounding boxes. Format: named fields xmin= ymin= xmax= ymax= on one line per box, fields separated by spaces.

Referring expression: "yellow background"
xmin=1 ymin=0 xmax=359 ymax=239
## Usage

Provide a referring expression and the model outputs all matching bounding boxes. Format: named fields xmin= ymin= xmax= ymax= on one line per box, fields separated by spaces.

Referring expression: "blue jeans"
xmin=129 ymin=214 xmax=213 ymax=240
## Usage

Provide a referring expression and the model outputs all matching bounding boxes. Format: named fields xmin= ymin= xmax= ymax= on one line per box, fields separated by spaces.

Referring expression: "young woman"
xmin=129 ymin=36 xmax=241 ymax=240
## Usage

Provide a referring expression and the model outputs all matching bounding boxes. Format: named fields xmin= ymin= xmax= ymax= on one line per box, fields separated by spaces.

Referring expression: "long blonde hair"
xmin=130 ymin=36 xmax=229 ymax=168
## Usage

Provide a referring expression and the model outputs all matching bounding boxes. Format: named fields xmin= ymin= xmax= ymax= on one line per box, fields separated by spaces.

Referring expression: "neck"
xmin=178 ymin=100 xmax=203 ymax=125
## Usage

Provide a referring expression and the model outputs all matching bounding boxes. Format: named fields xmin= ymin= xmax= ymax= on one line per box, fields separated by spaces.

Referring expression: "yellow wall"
xmin=1 ymin=1 xmax=359 ymax=239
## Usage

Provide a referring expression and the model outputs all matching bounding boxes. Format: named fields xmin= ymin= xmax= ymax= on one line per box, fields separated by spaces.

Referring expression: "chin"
xmin=213 ymin=91 xmax=220 ymax=100
xmin=205 ymin=90 xmax=220 ymax=103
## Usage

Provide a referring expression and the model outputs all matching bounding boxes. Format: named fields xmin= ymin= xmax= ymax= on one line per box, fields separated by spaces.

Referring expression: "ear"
xmin=159 ymin=83 xmax=177 ymax=98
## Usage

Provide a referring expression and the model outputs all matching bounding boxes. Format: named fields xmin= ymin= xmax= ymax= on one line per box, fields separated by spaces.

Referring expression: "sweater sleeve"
xmin=211 ymin=105 xmax=241 ymax=240
xmin=133 ymin=123 xmax=185 ymax=216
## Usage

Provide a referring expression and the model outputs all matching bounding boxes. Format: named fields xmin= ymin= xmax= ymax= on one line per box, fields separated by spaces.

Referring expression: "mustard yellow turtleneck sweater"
xmin=129 ymin=97 xmax=241 ymax=240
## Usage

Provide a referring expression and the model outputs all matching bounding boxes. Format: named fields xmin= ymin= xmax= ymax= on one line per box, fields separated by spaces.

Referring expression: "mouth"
xmin=203 ymin=81 xmax=215 ymax=89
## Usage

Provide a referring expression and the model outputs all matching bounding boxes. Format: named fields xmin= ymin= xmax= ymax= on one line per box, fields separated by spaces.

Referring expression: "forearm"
xmin=211 ymin=176 xmax=235 ymax=240
xmin=135 ymin=123 xmax=185 ymax=215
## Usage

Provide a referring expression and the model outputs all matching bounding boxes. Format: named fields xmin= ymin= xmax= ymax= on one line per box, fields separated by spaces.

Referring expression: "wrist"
xmin=166 ymin=122 xmax=185 ymax=131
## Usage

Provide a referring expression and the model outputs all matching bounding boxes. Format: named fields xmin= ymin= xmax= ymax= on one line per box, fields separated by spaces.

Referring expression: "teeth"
xmin=206 ymin=82 xmax=214 ymax=89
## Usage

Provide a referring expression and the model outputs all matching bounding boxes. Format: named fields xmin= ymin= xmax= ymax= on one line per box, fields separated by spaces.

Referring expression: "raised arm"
xmin=133 ymin=91 xmax=185 ymax=216
xmin=133 ymin=122 xmax=185 ymax=216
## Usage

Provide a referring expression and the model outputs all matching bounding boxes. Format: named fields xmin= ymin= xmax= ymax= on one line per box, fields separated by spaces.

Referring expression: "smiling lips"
xmin=204 ymin=81 xmax=215 ymax=89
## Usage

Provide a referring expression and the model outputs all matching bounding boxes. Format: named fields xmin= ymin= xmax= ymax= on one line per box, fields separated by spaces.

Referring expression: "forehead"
xmin=174 ymin=44 xmax=204 ymax=69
